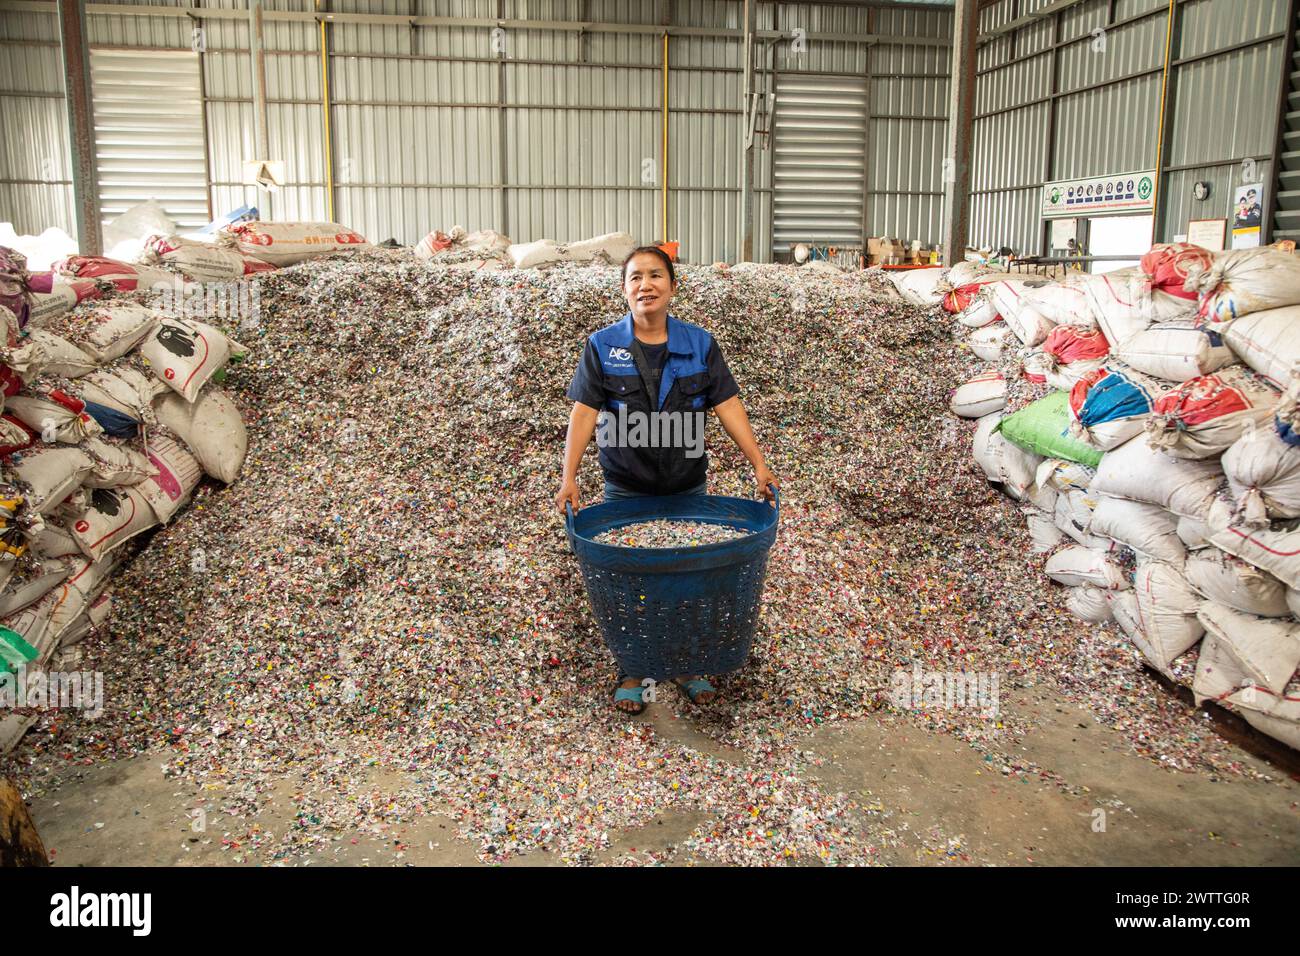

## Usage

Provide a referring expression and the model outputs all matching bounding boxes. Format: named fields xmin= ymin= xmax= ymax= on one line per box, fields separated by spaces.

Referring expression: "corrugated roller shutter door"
xmin=772 ymin=74 xmax=867 ymax=254
xmin=90 ymin=49 xmax=208 ymax=230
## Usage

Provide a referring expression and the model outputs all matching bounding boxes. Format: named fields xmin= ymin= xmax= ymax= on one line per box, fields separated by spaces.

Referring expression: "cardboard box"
xmin=867 ymin=237 xmax=906 ymax=265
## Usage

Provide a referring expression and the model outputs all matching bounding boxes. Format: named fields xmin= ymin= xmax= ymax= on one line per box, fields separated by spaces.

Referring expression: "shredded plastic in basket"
xmin=593 ymin=519 xmax=748 ymax=549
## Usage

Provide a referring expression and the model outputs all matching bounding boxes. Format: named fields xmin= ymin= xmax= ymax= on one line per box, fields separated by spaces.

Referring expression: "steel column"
xmin=738 ymin=0 xmax=757 ymax=262
xmin=249 ymin=0 xmax=270 ymax=173
xmin=1151 ymin=0 xmax=1181 ymax=243
xmin=941 ymin=0 xmax=978 ymax=266
xmin=57 ymin=0 xmax=101 ymax=255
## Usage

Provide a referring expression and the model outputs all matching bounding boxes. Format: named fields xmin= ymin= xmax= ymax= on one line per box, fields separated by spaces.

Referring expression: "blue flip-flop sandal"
xmin=673 ymin=678 xmax=716 ymax=705
xmin=612 ymin=681 xmax=648 ymax=715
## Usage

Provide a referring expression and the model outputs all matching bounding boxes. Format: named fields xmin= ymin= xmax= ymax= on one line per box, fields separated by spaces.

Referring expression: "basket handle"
xmin=767 ymin=482 xmax=780 ymax=517
xmin=565 ymin=500 xmax=575 ymax=533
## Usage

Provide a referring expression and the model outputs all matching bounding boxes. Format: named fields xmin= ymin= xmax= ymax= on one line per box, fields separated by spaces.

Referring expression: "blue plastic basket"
xmin=565 ymin=487 xmax=780 ymax=681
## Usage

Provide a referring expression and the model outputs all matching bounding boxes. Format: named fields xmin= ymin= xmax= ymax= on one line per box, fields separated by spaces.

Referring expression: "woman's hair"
xmin=621 ymin=245 xmax=677 ymax=285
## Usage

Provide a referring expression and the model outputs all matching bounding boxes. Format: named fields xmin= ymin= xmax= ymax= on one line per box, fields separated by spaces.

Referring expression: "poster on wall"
xmin=1187 ymin=218 xmax=1225 ymax=252
xmin=1230 ymin=183 xmax=1264 ymax=249
xmin=1041 ymin=170 xmax=1156 ymax=218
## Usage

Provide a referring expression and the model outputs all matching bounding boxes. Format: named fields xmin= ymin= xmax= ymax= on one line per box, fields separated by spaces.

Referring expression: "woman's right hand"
xmin=555 ymin=477 xmax=581 ymax=515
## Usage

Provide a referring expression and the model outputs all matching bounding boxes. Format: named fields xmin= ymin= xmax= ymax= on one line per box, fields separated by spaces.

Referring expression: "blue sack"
xmin=83 ymin=401 xmax=139 ymax=439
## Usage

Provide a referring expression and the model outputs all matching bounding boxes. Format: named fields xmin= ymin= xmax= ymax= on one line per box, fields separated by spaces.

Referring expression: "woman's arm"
xmin=555 ymin=402 xmax=601 ymax=513
xmin=712 ymin=395 xmax=778 ymax=501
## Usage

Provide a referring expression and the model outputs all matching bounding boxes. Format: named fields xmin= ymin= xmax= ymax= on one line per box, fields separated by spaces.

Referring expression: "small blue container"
xmin=565 ymin=487 xmax=780 ymax=681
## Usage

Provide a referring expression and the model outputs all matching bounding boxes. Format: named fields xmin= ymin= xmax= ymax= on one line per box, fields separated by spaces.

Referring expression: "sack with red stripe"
xmin=53 ymin=255 xmax=181 ymax=294
xmin=1145 ymin=366 xmax=1280 ymax=459
xmin=1220 ymin=304 xmax=1300 ymax=389
xmin=5 ymin=390 xmax=104 ymax=444
xmin=220 ymin=221 xmax=370 ymax=267
xmin=1185 ymin=546 xmax=1291 ymax=617
xmin=143 ymin=234 xmax=274 ymax=281
xmin=138 ymin=317 xmax=244 ymax=402
xmin=1083 ymin=268 xmax=1194 ymax=347
xmin=25 ymin=271 xmax=102 ymax=325
xmin=1038 ymin=325 xmax=1110 ymax=389
xmin=1139 ymin=243 xmax=1213 ymax=300
xmin=1125 ymin=561 xmax=1203 ymax=672
xmin=1194 ymin=601 xmax=1300 ymax=708
xmin=950 ymin=371 xmax=1006 ymax=418
xmin=1194 ymin=619 xmax=1300 ymax=749
xmin=1024 ymin=275 xmax=1097 ymax=326
xmin=67 ymin=484 xmax=158 ymax=562
xmin=1204 ymin=496 xmax=1300 ymax=590
xmin=1191 ymin=247 xmax=1300 ymax=322
xmin=983 ymin=278 xmax=1055 ymax=346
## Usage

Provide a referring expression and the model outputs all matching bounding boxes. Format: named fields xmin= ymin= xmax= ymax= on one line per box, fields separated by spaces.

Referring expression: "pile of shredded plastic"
xmin=0 ymin=251 xmax=1271 ymax=866
xmin=593 ymin=520 xmax=748 ymax=549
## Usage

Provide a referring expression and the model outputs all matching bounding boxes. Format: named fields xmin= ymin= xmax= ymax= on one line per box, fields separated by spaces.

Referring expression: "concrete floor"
xmin=21 ymin=681 xmax=1298 ymax=867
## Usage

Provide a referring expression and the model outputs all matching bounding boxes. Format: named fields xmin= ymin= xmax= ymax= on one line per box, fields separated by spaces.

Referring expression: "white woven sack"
xmin=1083 ymin=269 xmax=1195 ymax=348
xmin=1221 ymin=423 xmax=1300 ymax=527
xmin=1184 ymin=545 xmax=1292 ymax=618
xmin=1044 ymin=545 xmax=1130 ymax=589
xmin=1066 ymin=584 xmax=1114 ymax=623
xmin=951 ymin=371 xmax=1007 ymax=418
xmin=1203 ymin=497 xmax=1300 ymax=590
xmin=1221 ymin=305 xmax=1300 ymax=389
xmin=1115 ymin=320 xmax=1236 ymax=383
xmin=968 ymin=322 xmax=1012 ymax=361
xmin=1088 ymin=495 xmax=1185 ymax=565
xmin=1088 ymin=434 xmax=1222 ymax=518
xmin=972 ymin=412 xmax=1039 ymax=498
xmin=1130 ymin=561 xmax=1204 ymax=671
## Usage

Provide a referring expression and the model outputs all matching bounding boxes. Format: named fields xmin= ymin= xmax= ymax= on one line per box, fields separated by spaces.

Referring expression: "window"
xmin=90 ymin=49 xmax=208 ymax=232
xmin=772 ymin=74 xmax=867 ymax=255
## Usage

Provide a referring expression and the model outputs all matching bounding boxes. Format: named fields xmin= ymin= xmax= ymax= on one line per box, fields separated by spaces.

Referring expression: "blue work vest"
xmin=589 ymin=313 xmax=715 ymax=494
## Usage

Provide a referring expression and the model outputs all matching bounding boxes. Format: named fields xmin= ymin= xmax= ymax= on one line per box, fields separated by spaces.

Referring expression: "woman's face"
xmin=623 ymin=253 xmax=675 ymax=319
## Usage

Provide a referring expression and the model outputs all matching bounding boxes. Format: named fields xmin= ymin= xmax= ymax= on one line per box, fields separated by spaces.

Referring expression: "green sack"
xmin=996 ymin=390 xmax=1103 ymax=468
xmin=0 ymin=626 xmax=37 ymax=674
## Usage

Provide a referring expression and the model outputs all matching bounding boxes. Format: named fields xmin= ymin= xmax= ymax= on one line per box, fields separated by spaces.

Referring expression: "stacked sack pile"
xmin=934 ymin=244 xmax=1300 ymax=750
xmin=413 ymin=225 xmax=637 ymax=271
xmin=0 ymin=244 xmax=253 ymax=753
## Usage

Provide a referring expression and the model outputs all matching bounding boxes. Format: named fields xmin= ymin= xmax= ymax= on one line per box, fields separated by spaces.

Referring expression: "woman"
xmin=555 ymin=246 xmax=778 ymax=714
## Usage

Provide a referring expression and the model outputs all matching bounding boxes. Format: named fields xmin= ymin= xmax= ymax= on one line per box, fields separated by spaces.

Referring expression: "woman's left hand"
xmin=754 ymin=465 xmax=779 ymax=501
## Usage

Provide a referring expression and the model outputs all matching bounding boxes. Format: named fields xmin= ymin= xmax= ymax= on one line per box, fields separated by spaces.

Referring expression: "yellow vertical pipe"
xmin=662 ymin=31 xmax=669 ymax=244
xmin=1151 ymin=0 xmax=1175 ymax=217
xmin=319 ymin=14 xmax=335 ymax=223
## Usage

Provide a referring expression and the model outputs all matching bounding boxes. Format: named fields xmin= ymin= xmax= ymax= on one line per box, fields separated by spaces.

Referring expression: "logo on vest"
xmin=608 ymin=347 xmax=632 ymax=361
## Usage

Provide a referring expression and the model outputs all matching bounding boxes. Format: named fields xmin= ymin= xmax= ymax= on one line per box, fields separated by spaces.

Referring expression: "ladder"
xmin=1272 ymin=0 xmax=1300 ymax=242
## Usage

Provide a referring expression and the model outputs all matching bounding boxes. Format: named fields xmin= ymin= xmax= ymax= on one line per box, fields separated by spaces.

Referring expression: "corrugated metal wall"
xmin=971 ymin=0 xmax=1288 ymax=254
xmin=0 ymin=0 xmax=954 ymax=264
xmin=0 ymin=11 xmax=74 ymax=234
